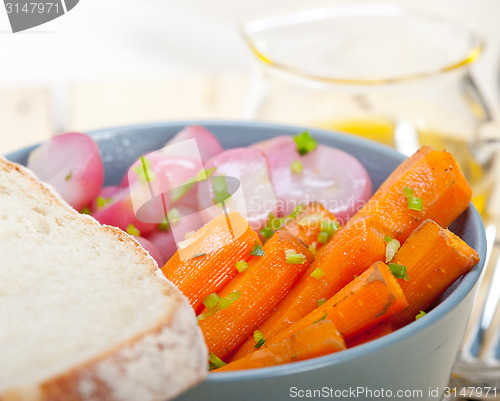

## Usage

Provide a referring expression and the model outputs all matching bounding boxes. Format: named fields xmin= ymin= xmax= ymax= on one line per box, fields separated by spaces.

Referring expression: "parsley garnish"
xmin=212 ymin=175 xmax=231 ymax=204
xmin=250 ymin=241 xmax=265 ymax=256
xmin=403 ymin=186 xmax=422 ymax=211
xmin=388 ymin=263 xmax=409 ymax=280
xmin=133 ymin=156 xmax=156 ymax=184
xmin=96 ymin=196 xmax=113 ymax=209
xmin=313 ymin=312 xmax=328 ymax=324
xmin=126 ymin=224 xmax=140 ymax=236
xmin=294 ymin=131 xmax=318 ymax=155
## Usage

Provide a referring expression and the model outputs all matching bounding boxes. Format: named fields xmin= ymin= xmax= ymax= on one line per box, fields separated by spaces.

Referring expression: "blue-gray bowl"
xmin=6 ymin=120 xmax=486 ymax=401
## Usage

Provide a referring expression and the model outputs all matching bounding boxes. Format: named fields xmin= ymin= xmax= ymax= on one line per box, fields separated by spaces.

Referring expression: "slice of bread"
xmin=0 ymin=157 xmax=207 ymax=401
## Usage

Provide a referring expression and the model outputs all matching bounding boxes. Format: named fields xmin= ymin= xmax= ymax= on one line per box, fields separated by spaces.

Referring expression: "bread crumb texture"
xmin=0 ymin=158 xmax=207 ymax=401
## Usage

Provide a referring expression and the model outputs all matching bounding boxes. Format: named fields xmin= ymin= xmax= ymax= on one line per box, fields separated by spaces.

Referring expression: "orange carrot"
xmin=232 ymin=217 xmax=387 ymax=359
xmin=345 ymin=323 xmax=394 ymax=348
xmin=198 ymin=230 xmax=314 ymax=360
xmin=283 ymin=202 xmax=337 ymax=248
xmin=352 ymin=147 xmax=472 ymax=242
xmin=217 ymin=320 xmax=345 ymax=371
xmin=387 ymin=219 xmax=480 ymax=328
xmin=267 ymin=261 xmax=407 ymax=343
xmin=161 ymin=212 xmax=260 ymax=313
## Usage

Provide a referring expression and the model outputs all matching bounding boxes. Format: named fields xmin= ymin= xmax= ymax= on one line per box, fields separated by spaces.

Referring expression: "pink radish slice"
xmin=256 ymin=136 xmax=372 ymax=224
xmin=91 ymin=186 xmax=158 ymax=235
xmin=120 ymin=153 xmax=203 ymax=210
xmin=27 ymin=132 xmax=104 ymax=211
xmin=90 ymin=185 xmax=122 ymax=213
xmin=199 ymin=147 xmax=277 ymax=231
xmin=167 ymin=125 xmax=223 ymax=162
xmin=133 ymin=236 xmax=165 ymax=267
xmin=145 ymin=205 xmax=205 ymax=263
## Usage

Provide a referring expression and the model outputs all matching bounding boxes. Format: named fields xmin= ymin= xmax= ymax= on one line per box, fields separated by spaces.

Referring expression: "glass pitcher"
xmin=240 ymin=4 xmax=498 ymax=214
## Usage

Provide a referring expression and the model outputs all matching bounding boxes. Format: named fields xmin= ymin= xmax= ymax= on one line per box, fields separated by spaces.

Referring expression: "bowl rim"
xmin=6 ymin=119 xmax=487 ymax=382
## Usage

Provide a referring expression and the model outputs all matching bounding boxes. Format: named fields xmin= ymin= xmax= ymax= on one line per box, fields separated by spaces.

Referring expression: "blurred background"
xmin=1 ymin=0 xmax=499 ymax=149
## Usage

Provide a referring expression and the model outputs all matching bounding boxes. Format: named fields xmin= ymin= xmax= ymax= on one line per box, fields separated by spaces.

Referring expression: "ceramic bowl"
xmin=6 ymin=121 xmax=486 ymax=401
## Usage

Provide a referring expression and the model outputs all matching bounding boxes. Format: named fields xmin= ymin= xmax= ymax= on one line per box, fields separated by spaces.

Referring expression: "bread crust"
xmin=0 ymin=157 xmax=208 ymax=401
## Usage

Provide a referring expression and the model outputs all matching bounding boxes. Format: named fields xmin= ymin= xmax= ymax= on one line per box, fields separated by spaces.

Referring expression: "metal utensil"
xmin=447 ymin=224 xmax=500 ymax=400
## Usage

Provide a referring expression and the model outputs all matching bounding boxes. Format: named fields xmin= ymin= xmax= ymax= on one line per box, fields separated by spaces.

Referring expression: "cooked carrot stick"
xmin=268 ymin=261 xmax=407 ymax=342
xmin=352 ymin=147 xmax=472 ymax=242
xmin=345 ymin=323 xmax=394 ymax=348
xmin=283 ymin=202 xmax=338 ymax=248
xmin=198 ymin=230 xmax=314 ymax=360
xmin=217 ymin=320 xmax=345 ymax=371
xmin=232 ymin=217 xmax=387 ymax=359
xmin=386 ymin=219 xmax=480 ymax=328
xmin=161 ymin=212 xmax=260 ymax=313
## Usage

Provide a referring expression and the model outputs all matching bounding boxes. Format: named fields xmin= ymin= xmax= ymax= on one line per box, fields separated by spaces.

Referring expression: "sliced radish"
xmin=199 ymin=147 xmax=277 ymax=231
xmin=27 ymin=132 xmax=104 ymax=211
xmin=121 ymin=152 xmax=203 ymax=210
xmin=91 ymin=186 xmax=158 ymax=235
xmin=90 ymin=185 xmax=121 ymax=213
xmin=133 ymin=236 xmax=165 ymax=267
xmin=255 ymin=136 xmax=372 ymax=224
xmin=166 ymin=125 xmax=223 ymax=162
xmin=145 ymin=205 xmax=205 ymax=262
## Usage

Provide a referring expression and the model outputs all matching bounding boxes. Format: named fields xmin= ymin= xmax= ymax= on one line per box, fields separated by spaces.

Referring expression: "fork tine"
xmin=459 ymin=224 xmax=497 ymax=360
xmin=480 ymin=235 xmax=500 ymax=334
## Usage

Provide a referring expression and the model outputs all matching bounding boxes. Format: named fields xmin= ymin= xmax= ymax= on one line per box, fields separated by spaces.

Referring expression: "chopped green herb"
xmin=415 ymin=310 xmax=426 ymax=320
xmin=298 ymin=212 xmax=324 ymax=228
xmin=235 ymin=260 xmax=249 ymax=273
xmin=197 ymin=291 xmax=241 ymax=320
xmin=313 ymin=312 xmax=328 ymax=324
xmin=260 ymin=227 xmax=274 ymax=239
xmin=320 ymin=219 xmax=339 ymax=236
xmin=294 ymin=131 xmax=318 ymax=155
xmin=65 ymin=170 xmax=72 ymax=181
xmin=317 ymin=298 xmax=327 ymax=307
xmin=203 ymin=293 xmax=221 ymax=310
xmin=96 ymin=196 xmax=113 ymax=209
xmin=250 ymin=241 xmax=265 ymax=256
xmin=317 ymin=231 xmax=329 ymax=244
xmin=385 ymin=238 xmax=401 ymax=263
xmin=407 ymin=196 xmax=422 ymax=211
xmin=291 ymin=160 xmax=303 ymax=174
xmin=212 ymin=175 xmax=231 ymax=204
xmin=384 ymin=235 xmax=392 ymax=243
xmin=80 ymin=206 xmax=91 ymax=215
xmin=133 ymin=156 xmax=156 ymax=184
xmin=288 ymin=204 xmax=306 ymax=219
xmin=126 ymin=224 xmax=140 ymax=236
xmin=158 ymin=208 xmax=181 ymax=231
xmin=192 ymin=253 xmax=206 ymax=258
xmin=285 ymin=251 xmax=306 ymax=264
xmin=171 ymin=167 xmax=216 ymax=202
xmin=311 ymin=267 xmax=326 ymax=279
xmin=158 ymin=216 xmax=171 ymax=231
xmin=268 ymin=213 xmax=283 ymax=230
xmin=253 ymin=330 xmax=265 ymax=348
xmin=388 ymin=263 xmax=410 ymax=280
xmin=208 ymin=352 xmax=226 ymax=369
xmin=403 ymin=186 xmax=422 ymax=211
xmin=403 ymin=186 xmax=414 ymax=198
xmin=309 ymin=242 xmax=318 ymax=256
